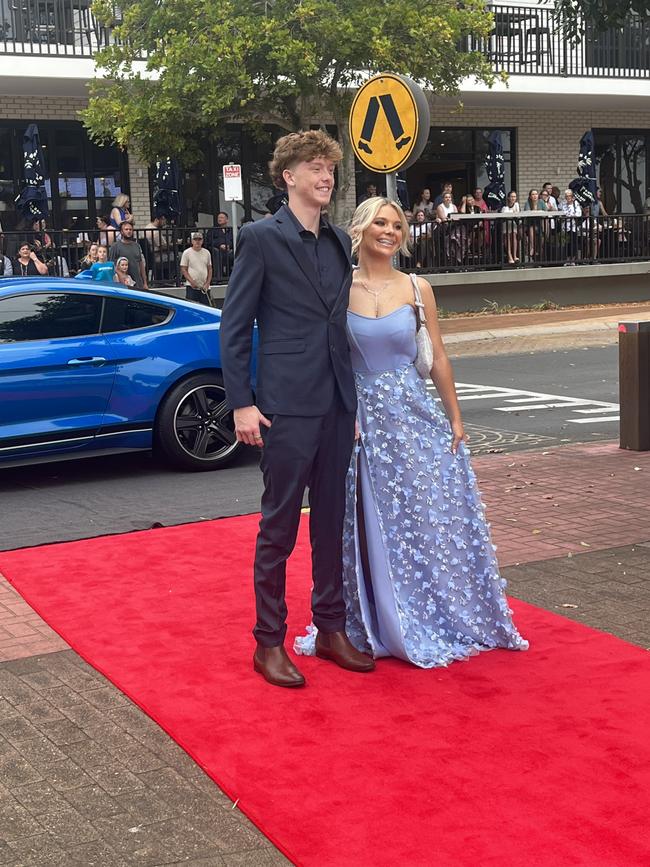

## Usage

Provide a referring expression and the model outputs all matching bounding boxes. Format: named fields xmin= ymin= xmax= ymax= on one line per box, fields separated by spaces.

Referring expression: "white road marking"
xmin=567 ymin=416 xmax=620 ymax=424
xmin=428 ymin=382 xmax=619 ymax=426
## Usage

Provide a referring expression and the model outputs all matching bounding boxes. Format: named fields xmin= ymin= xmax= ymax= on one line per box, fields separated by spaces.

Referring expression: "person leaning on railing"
xmin=501 ymin=190 xmax=521 ymax=265
xmin=561 ymin=189 xmax=581 ymax=265
xmin=523 ymin=189 xmax=547 ymax=262
xmin=435 ymin=191 xmax=460 ymax=266
xmin=409 ymin=209 xmax=430 ymax=269
xmin=78 ymin=241 xmax=99 ymax=271
xmin=459 ymin=194 xmax=483 ymax=262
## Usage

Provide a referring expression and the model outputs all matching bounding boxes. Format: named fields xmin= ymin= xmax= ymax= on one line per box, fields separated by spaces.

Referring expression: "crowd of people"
xmin=0 ymin=181 xmax=643 ymax=294
xmin=0 ymin=193 xmax=236 ymax=304
xmin=361 ymin=179 xmax=636 ymax=270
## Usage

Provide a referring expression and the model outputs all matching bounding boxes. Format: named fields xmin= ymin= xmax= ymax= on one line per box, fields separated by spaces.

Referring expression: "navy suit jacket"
xmin=219 ymin=205 xmax=356 ymax=416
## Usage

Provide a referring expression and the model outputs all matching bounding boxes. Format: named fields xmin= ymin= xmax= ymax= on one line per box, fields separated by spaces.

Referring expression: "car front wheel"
xmin=155 ymin=373 xmax=240 ymax=471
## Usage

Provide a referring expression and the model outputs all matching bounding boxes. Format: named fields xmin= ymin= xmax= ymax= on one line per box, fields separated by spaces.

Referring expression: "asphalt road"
xmin=0 ymin=343 xmax=620 ymax=550
xmin=450 ymin=341 xmax=619 ymax=452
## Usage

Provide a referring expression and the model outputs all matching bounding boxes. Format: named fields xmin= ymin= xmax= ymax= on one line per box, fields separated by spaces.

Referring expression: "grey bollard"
xmin=619 ymin=321 xmax=650 ymax=451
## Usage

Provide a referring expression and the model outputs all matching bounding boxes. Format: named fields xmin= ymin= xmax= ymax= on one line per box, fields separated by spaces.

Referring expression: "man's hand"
xmin=234 ymin=405 xmax=272 ymax=447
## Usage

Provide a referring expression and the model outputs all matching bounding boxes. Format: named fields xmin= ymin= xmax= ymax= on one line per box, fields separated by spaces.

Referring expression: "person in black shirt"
xmin=13 ymin=243 xmax=48 ymax=277
xmin=207 ymin=211 xmax=234 ymax=279
xmin=220 ymin=130 xmax=375 ymax=688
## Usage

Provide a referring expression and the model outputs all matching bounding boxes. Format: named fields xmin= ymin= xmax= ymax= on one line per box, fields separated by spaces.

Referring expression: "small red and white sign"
xmin=223 ymin=164 xmax=243 ymax=201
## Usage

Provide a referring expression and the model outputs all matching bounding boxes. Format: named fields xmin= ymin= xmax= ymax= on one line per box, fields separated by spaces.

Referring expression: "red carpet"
xmin=2 ymin=514 xmax=650 ymax=866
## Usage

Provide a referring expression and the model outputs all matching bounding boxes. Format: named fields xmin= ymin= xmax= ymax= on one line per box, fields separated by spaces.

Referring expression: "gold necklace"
xmin=356 ymin=275 xmax=395 ymax=318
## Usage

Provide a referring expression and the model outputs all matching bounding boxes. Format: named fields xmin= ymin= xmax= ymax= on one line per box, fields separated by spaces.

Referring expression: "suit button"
xmin=330 ymin=345 xmax=336 ymax=352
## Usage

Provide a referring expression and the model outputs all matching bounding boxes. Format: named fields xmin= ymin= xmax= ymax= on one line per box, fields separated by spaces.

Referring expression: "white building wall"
xmin=429 ymin=103 xmax=650 ymax=203
xmin=2 ymin=93 xmax=649 ymax=218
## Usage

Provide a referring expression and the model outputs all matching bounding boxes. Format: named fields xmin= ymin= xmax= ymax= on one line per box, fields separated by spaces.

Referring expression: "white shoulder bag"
xmin=410 ymin=273 xmax=434 ymax=380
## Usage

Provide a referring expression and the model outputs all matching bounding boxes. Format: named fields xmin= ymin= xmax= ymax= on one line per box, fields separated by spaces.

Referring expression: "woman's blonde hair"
xmin=349 ymin=197 xmax=411 ymax=257
xmin=113 ymin=193 xmax=130 ymax=208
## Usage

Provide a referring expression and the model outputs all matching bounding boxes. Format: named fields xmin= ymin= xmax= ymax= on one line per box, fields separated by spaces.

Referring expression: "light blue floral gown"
xmin=295 ymin=303 xmax=528 ymax=668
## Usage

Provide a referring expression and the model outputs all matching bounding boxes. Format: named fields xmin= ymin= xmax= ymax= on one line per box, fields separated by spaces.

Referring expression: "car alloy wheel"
xmin=172 ymin=383 xmax=238 ymax=462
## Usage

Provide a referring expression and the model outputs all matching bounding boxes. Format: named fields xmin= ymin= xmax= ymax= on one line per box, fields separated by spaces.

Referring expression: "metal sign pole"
xmin=385 ymin=172 xmax=398 ymax=203
xmin=230 ymin=201 xmax=238 ymax=254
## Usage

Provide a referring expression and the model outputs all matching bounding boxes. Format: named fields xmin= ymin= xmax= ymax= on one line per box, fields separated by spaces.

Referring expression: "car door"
xmin=0 ymin=290 xmax=116 ymax=459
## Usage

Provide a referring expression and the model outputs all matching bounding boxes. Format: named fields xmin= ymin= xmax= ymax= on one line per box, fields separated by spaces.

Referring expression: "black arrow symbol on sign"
xmin=357 ymin=93 xmax=412 ymax=156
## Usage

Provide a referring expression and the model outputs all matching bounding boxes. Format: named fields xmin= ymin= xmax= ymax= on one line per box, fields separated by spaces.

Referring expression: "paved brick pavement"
xmin=1 ymin=438 xmax=649 ymax=864
xmin=0 ymin=651 xmax=288 ymax=866
xmin=472 ymin=441 xmax=650 ymax=567
xmin=503 ymin=543 xmax=650 ymax=650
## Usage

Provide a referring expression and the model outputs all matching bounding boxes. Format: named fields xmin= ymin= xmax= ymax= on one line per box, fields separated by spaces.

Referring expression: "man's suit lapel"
xmin=275 ymin=208 xmax=331 ymax=312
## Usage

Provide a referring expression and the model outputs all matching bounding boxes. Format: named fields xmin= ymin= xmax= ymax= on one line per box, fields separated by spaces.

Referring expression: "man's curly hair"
xmin=269 ymin=130 xmax=343 ymax=189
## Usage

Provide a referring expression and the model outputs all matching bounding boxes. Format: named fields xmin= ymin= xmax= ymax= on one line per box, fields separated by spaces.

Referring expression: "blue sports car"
xmin=0 ymin=278 xmax=245 ymax=471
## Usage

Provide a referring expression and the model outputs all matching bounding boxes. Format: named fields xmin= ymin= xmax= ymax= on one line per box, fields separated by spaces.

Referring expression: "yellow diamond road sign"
xmin=349 ymin=73 xmax=430 ymax=174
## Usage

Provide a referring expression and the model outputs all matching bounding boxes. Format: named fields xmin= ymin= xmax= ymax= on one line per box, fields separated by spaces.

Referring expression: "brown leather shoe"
xmin=253 ymin=645 xmax=306 ymax=688
xmin=315 ymin=630 xmax=375 ymax=672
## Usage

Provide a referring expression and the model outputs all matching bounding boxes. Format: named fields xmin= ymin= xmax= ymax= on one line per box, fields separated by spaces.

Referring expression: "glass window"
xmin=89 ymin=139 xmax=124 ymax=221
xmin=474 ymin=129 xmax=513 ymax=195
xmin=245 ymin=129 xmax=278 ymax=219
xmin=0 ymin=127 xmax=16 ymax=228
xmin=618 ymin=136 xmax=646 ymax=213
xmin=595 ymin=130 xmax=649 ymax=213
xmin=52 ymin=127 xmax=88 ymax=232
xmin=422 ymin=128 xmax=474 ymax=159
xmin=0 ymin=293 xmax=103 ymax=343
xmin=102 ymin=297 xmax=171 ymax=332
xmin=596 ymin=133 xmax=619 ymax=212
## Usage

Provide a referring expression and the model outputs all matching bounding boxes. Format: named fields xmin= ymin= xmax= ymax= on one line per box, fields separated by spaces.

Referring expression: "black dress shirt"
xmin=285 ymin=207 xmax=347 ymax=308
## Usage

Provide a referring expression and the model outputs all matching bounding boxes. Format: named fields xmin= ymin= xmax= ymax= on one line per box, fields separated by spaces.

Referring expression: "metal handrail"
xmin=1 ymin=1 xmax=649 ymax=77
xmin=467 ymin=4 xmax=650 ymax=78
xmin=0 ymin=0 xmax=113 ymax=57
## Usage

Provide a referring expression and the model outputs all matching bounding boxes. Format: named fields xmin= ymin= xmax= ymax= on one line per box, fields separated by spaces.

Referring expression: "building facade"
xmin=1 ymin=0 xmax=649 ymax=232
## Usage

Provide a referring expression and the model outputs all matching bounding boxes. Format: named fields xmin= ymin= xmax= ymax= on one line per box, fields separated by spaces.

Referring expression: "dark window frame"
xmin=593 ymin=127 xmax=650 ymax=214
xmin=0 ymin=120 xmax=129 ymax=232
xmin=355 ymin=126 xmax=518 ymax=203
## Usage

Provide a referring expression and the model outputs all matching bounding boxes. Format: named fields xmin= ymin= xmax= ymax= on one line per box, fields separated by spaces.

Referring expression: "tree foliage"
xmin=83 ymin=0 xmax=497 ymax=217
xmin=553 ymin=0 xmax=650 ymax=39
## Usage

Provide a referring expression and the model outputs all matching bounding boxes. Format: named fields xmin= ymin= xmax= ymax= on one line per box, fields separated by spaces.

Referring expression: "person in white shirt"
xmin=542 ymin=182 xmax=558 ymax=210
xmin=561 ymin=189 xmax=582 ymax=264
xmin=180 ymin=231 xmax=213 ymax=305
xmin=501 ymin=190 xmax=521 ymax=264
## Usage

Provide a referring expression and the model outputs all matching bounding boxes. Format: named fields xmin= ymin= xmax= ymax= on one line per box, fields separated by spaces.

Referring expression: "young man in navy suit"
xmin=220 ymin=131 xmax=375 ymax=687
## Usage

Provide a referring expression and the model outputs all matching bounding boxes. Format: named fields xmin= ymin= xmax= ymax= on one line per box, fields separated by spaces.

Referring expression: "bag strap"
xmin=409 ymin=273 xmax=427 ymax=328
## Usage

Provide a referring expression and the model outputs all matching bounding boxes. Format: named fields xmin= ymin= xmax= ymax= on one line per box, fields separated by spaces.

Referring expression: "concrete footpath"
xmin=1 ymin=306 xmax=649 ymax=865
xmin=440 ymin=301 xmax=650 ymax=355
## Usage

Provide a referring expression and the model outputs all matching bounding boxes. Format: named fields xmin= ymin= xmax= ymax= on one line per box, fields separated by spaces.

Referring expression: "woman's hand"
xmin=450 ymin=420 xmax=467 ymax=455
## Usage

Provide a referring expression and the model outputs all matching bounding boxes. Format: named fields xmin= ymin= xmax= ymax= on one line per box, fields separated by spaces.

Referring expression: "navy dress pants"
xmin=253 ymin=392 xmax=355 ymax=647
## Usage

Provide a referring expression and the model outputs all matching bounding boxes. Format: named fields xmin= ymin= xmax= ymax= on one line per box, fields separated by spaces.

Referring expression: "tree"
xmin=553 ymin=0 xmax=650 ymax=39
xmin=83 ymin=0 xmax=497 ymax=221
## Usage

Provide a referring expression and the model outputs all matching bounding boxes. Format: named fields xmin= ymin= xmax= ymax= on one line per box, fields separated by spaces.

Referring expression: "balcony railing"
xmin=403 ymin=212 xmax=650 ymax=273
xmin=2 ymin=214 xmax=650 ymax=288
xmin=1 ymin=0 xmax=649 ymax=78
xmin=0 ymin=0 xmax=113 ymax=56
xmin=468 ymin=4 xmax=650 ymax=78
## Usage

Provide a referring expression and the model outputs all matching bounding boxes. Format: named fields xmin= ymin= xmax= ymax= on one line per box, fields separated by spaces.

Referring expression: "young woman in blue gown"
xmin=296 ymin=197 xmax=528 ymax=668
